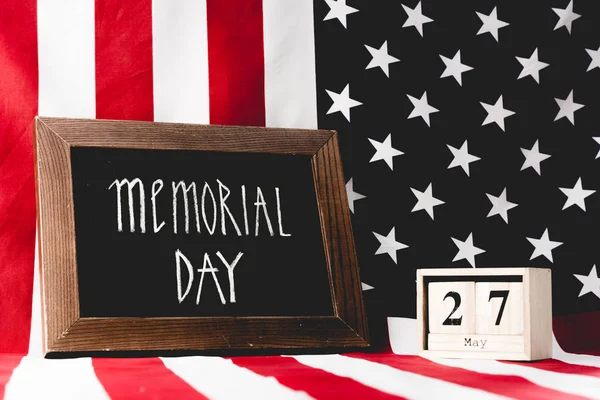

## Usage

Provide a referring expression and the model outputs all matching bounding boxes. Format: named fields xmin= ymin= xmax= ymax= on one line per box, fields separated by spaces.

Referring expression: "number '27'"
xmin=442 ymin=290 xmax=509 ymax=326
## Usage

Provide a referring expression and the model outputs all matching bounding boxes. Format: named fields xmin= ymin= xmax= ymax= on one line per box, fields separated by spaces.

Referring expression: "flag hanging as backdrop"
xmin=1 ymin=0 xmax=600 ymax=398
xmin=2 ymin=0 xmax=600 ymax=355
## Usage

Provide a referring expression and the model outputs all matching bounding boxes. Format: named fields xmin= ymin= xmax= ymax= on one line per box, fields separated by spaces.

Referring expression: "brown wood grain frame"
xmin=34 ymin=117 xmax=369 ymax=356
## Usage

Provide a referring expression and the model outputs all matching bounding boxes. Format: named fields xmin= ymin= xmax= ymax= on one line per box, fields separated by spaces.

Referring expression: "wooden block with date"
xmin=428 ymin=282 xmax=475 ymax=334
xmin=476 ymin=282 xmax=523 ymax=335
xmin=417 ymin=267 xmax=552 ymax=361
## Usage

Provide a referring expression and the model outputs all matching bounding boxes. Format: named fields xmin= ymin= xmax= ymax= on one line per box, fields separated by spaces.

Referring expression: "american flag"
xmin=1 ymin=0 xmax=599 ymax=398
xmin=329 ymin=0 xmax=600 ymax=353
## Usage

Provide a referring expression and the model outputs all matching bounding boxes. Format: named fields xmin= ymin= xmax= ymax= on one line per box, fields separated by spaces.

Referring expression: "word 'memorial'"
xmin=108 ymin=177 xmax=294 ymax=306
xmin=108 ymin=178 xmax=292 ymax=237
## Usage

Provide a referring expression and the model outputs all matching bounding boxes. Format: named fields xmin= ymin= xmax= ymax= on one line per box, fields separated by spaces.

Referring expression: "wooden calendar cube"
xmin=428 ymin=282 xmax=475 ymax=334
xmin=475 ymin=282 xmax=523 ymax=335
xmin=417 ymin=268 xmax=552 ymax=361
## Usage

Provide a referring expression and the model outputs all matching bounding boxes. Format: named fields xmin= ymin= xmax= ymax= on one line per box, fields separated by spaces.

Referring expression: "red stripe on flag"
xmin=92 ymin=358 xmax=208 ymax=400
xmin=229 ymin=356 xmax=405 ymax=399
xmin=503 ymin=359 xmax=600 ymax=378
xmin=554 ymin=312 xmax=600 ymax=356
xmin=0 ymin=0 xmax=37 ymax=353
xmin=95 ymin=0 xmax=154 ymax=121
xmin=0 ymin=355 xmax=23 ymax=397
xmin=206 ymin=0 xmax=266 ymax=126
xmin=346 ymin=353 xmax=588 ymax=400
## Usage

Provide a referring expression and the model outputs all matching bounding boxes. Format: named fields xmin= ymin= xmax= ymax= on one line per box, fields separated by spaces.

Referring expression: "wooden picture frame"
xmin=34 ymin=117 xmax=369 ymax=356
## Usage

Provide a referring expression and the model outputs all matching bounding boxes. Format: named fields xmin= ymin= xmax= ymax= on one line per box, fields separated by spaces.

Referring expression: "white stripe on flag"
xmin=388 ymin=317 xmax=419 ymax=355
xmin=152 ymin=0 xmax=210 ymax=124
xmin=4 ymin=357 xmax=109 ymax=400
xmin=553 ymin=335 xmax=600 ymax=368
xmin=292 ymin=354 xmax=510 ymax=400
xmin=161 ymin=356 xmax=314 ymax=400
xmin=262 ymin=0 xmax=318 ymax=129
xmin=37 ymin=0 xmax=95 ymax=118
xmin=425 ymin=356 xmax=600 ymax=399
xmin=27 ymin=229 xmax=42 ymax=356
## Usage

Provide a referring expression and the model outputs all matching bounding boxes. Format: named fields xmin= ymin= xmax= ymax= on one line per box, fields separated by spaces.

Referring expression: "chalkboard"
xmin=71 ymin=147 xmax=333 ymax=317
xmin=34 ymin=117 xmax=368 ymax=356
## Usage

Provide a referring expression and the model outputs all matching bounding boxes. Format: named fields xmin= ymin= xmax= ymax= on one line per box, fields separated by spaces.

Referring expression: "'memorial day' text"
xmin=108 ymin=178 xmax=293 ymax=306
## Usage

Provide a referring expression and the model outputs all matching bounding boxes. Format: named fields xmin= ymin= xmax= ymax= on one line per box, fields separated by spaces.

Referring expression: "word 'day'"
xmin=417 ymin=268 xmax=552 ymax=361
xmin=175 ymin=250 xmax=243 ymax=305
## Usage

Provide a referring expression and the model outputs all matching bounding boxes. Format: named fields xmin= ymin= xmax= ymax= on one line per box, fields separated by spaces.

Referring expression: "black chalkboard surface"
xmin=71 ymin=147 xmax=333 ymax=318
xmin=34 ymin=117 xmax=368 ymax=356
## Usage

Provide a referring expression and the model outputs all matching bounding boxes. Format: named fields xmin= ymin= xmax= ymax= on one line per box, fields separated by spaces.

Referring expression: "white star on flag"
xmin=346 ymin=178 xmax=366 ymax=214
xmin=552 ymin=0 xmax=581 ymax=34
xmin=373 ymin=227 xmax=408 ymax=264
xmin=365 ymin=41 xmax=400 ymax=77
xmin=323 ymin=0 xmax=358 ymax=29
xmin=481 ymin=95 xmax=515 ymax=131
xmin=521 ymin=140 xmax=551 ymax=175
xmin=486 ymin=188 xmax=518 ymax=224
xmin=594 ymin=137 xmax=600 ymax=159
xmin=326 ymin=84 xmax=362 ymax=122
xmin=447 ymin=140 xmax=480 ymax=177
xmin=527 ymin=228 xmax=563 ymax=263
xmin=401 ymin=1 xmax=433 ymax=37
xmin=361 ymin=282 xmax=375 ymax=291
xmin=559 ymin=178 xmax=596 ymax=211
xmin=368 ymin=134 xmax=403 ymax=170
xmin=554 ymin=90 xmax=584 ymax=125
xmin=440 ymin=50 xmax=473 ymax=86
xmin=585 ymin=46 xmax=600 ymax=71
xmin=407 ymin=92 xmax=438 ymax=127
xmin=476 ymin=7 xmax=509 ymax=42
xmin=411 ymin=183 xmax=444 ymax=220
xmin=451 ymin=233 xmax=485 ymax=268
xmin=573 ymin=265 xmax=600 ymax=299
xmin=586 ymin=46 xmax=600 ymax=72
xmin=516 ymin=48 xmax=549 ymax=83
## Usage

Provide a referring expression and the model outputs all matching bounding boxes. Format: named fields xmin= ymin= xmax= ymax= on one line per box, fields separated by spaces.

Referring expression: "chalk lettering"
xmin=175 ymin=249 xmax=194 ymax=303
xmin=108 ymin=178 xmax=146 ymax=233
xmin=109 ymin=179 xmax=293 ymax=238
xmin=241 ymin=185 xmax=250 ymax=235
xmin=196 ymin=252 xmax=226 ymax=305
xmin=216 ymin=251 xmax=243 ymax=303
xmin=254 ymin=187 xmax=274 ymax=236
xmin=175 ymin=250 xmax=242 ymax=306
xmin=217 ymin=179 xmax=242 ymax=236
xmin=151 ymin=179 xmax=166 ymax=233
xmin=201 ymin=182 xmax=217 ymax=235
xmin=172 ymin=181 xmax=200 ymax=234
xmin=275 ymin=187 xmax=291 ymax=237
